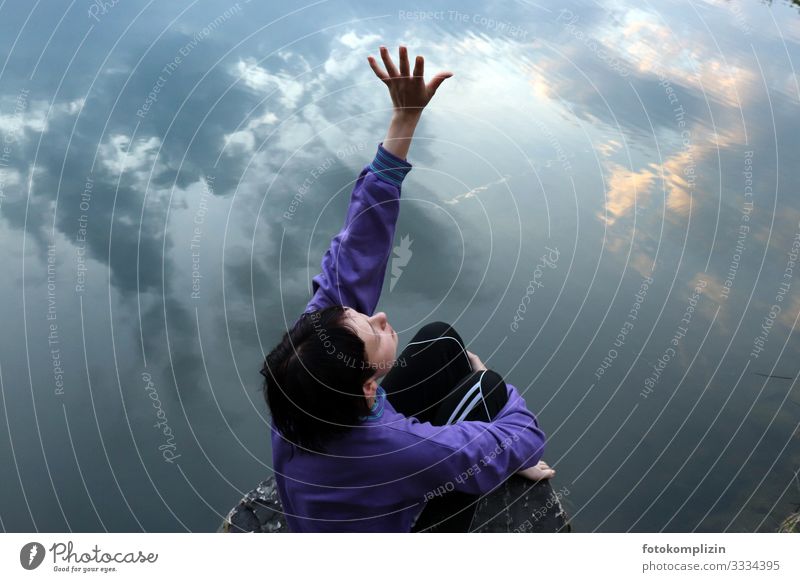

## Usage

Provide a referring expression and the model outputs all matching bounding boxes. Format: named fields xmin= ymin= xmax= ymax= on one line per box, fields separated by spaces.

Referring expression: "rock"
xmin=219 ymin=475 xmax=571 ymax=533
xmin=471 ymin=474 xmax=571 ymax=532
xmin=777 ymin=511 xmax=799 ymax=533
xmin=219 ymin=477 xmax=286 ymax=533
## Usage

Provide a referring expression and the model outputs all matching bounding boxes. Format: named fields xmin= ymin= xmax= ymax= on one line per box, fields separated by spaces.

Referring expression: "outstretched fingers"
xmin=398 ymin=45 xmax=410 ymax=76
xmin=413 ymin=55 xmax=424 ymax=78
xmin=426 ymin=71 xmax=454 ymax=96
xmin=379 ymin=45 xmax=399 ymax=77
xmin=367 ymin=55 xmax=389 ymax=83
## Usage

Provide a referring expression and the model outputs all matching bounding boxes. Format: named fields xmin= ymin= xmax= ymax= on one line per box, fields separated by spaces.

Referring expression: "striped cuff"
xmin=368 ymin=142 xmax=413 ymax=187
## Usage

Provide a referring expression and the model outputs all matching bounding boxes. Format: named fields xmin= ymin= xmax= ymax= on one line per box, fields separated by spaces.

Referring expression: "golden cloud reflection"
xmin=599 ymin=162 xmax=656 ymax=226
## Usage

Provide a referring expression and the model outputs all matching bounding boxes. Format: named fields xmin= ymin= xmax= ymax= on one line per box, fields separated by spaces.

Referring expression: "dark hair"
xmin=261 ymin=305 xmax=377 ymax=454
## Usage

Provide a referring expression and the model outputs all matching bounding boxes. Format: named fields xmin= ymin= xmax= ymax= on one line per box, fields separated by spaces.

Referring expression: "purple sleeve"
xmin=403 ymin=384 xmax=546 ymax=497
xmin=303 ymin=142 xmax=413 ymax=316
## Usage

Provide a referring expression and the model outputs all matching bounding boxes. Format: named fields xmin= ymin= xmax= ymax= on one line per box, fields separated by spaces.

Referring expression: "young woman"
xmin=262 ymin=45 xmax=554 ymax=533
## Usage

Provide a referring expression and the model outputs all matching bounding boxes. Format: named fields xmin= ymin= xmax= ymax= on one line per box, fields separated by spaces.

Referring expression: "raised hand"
xmin=367 ymin=45 xmax=453 ymax=116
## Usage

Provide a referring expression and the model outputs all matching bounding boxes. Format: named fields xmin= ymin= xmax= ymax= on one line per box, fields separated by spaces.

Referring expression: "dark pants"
xmin=381 ymin=322 xmax=510 ymax=532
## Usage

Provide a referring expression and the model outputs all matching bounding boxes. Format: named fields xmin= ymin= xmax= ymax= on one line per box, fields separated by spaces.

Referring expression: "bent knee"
xmin=480 ymin=369 xmax=506 ymax=391
xmin=415 ymin=321 xmax=464 ymax=344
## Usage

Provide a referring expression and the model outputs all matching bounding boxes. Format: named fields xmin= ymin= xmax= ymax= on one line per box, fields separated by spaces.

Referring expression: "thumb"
xmin=426 ymin=71 xmax=453 ymax=95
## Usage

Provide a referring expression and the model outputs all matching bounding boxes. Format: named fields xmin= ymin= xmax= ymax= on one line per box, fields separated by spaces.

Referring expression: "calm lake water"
xmin=1 ymin=0 xmax=799 ymax=532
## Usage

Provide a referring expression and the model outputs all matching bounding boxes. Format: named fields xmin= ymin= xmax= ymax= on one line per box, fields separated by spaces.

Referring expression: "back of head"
xmin=261 ymin=305 xmax=376 ymax=454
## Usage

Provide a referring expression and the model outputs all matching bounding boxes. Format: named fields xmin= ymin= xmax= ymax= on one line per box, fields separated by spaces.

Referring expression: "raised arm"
xmin=302 ymin=45 xmax=453 ymax=316
xmin=302 ymin=143 xmax=411 ymax=316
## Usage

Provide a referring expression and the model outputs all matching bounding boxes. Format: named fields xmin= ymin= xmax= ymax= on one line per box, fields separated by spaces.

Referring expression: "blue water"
xmin=1 ymin=0 xmax=799 ymax=532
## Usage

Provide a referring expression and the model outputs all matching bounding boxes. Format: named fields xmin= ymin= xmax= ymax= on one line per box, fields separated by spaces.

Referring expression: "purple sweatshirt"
xmin=271 ymin=142 xmax=546 ymax=532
